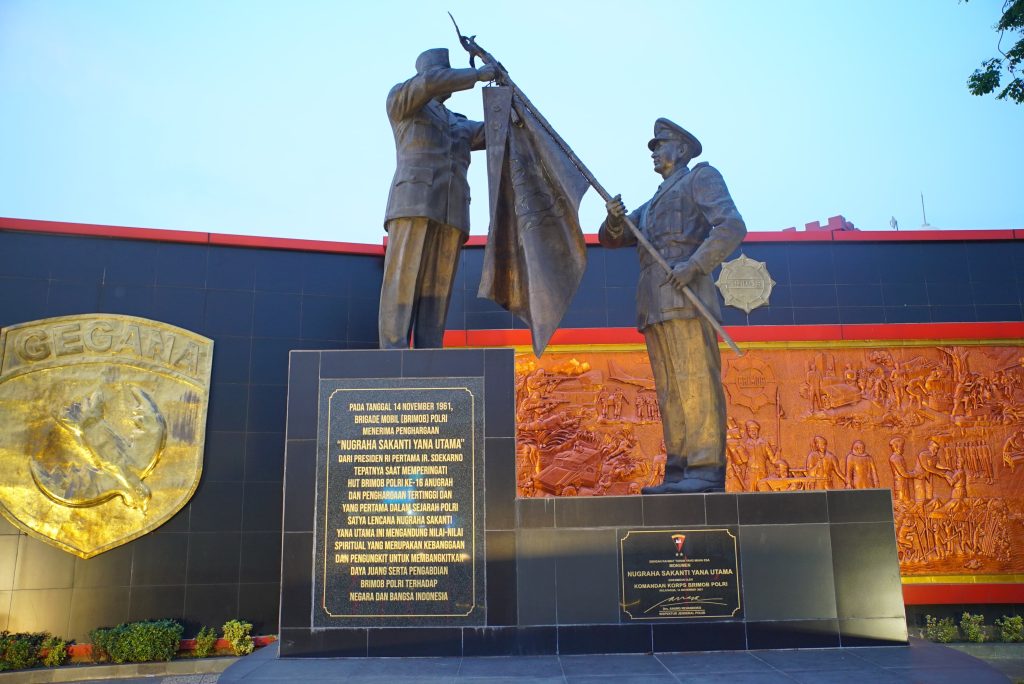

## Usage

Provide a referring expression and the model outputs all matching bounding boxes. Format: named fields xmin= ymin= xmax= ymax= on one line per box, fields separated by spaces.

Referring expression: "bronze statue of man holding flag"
xmin=379 ymin=48 xmax=496 ymax=349
xmin=601 ymin=119 xmax=746 ymax=493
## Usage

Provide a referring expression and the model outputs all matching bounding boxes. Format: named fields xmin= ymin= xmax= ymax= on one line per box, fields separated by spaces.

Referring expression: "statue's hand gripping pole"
xmin=447 ymin=15 xmax=743 ymax=356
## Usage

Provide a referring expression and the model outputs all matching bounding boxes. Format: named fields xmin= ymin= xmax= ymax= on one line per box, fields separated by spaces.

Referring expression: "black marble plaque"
xmin=619 ymin=528 xmax=742 ymax=621
xmin=312 ymin=377 xmax=485 ymax=627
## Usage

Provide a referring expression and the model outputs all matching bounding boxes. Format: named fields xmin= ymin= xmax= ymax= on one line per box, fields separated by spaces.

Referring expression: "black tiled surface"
xmin=553 ymin=528 xmax=620 ymax=624
xmin=67 ymin=586 xmax=130 ymax=641
xmin=245 ymin=431 xmax=286 ymax=481
xmin=183 ymin=583 xmax=240 ymax=633
xmin=13 ymin=537 xmax=75 ymax=589
xmin=286 ymin=351 xmax=320 ymax=439
xmin=73 ymin=545 xmax=133 ymax=588
xmin=827 ymin=489 xmax=894 ymax=523
xmin=186 ymin=532 xmax=242 ymax=584
xmin=250 ymin=337 xmax=296 ymax=385
xmin=320 ymin=349 xmax=401 ymax=378
xmin=242 ymin=481 xmax=284 ymax=532
xmin=402 ymin=347 xmax=484 ymax=377
xmin=746 ymin=618 xmax=841 ymax=649
xmin=555 ymin=495 xmax=643 ymax=528
xmin=706 ymin=493 xmax=740 ymax=524
xmin=517 ymin=498 xmax=555 ymax=528
xmin=653 ymin=620 xmax=747 ymax=652
xmin=484 ymin=348 xmax=515 ymax=438
xmin=641 ymin=492 xmax=707 ymax=526
xmin=838 ymin=617 xmax=909 ymax=646
xmin=279 ymin=532 xmax=313 ymax=629
xmin=237 ymin=582 xmax=281 ymax=636
xmin=485 ymin=531 xmax=517 ymax=626
xmin=737 ymin=491 xmax=828 ymax=524
xmin=485 ymin=437 xmax=516 ymax=530
xmin=131 ymin=533 xmax=189 ymax=585
xmin=557 ymin=624 xmax=652 ymax=654
xmin=239 ymin=532 xmax=283 ymax=584
xmin=189 ymin=480 xmax=244 ymax=532
xmin=463 ymin=629 xmax=558 ymax=658
xmin=127 ymin=584 xmax=186 ymax=623
xmin=739 ymin=523 xmax=837 ymax=621
xmin=283 ymin=439 xmax=316 ymax=533
xmin=366 ymin=627 xmax=463 ymax=657
xmin=830 ymin=521 xmax=905 ymax=620
xmin=203 ymin=431 xmax=245 ymax=482
xmin=516 ymin=528 xmax=558 ymax=625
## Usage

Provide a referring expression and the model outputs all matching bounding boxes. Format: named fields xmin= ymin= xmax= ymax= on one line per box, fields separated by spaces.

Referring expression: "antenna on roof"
xmin=920 ymin=192 xmax=930 ymax=228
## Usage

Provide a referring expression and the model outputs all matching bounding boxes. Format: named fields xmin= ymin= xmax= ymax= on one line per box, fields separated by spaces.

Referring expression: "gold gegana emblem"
xmin=715 ymin=254 xmax=776 ymax=313
xmin=0 ymin=315 xmax=213 ymax=558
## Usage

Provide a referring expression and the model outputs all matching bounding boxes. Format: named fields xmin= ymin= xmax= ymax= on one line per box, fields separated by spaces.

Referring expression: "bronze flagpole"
xmin=450 ymin=15 xmax=743 ymax=357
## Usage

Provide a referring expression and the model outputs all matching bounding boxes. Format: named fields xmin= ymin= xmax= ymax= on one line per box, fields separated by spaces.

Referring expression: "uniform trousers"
xmin=643 ymin=316 xmax=726 ymax=478
xmin=379 ymin=217 xmax=466 ymax=349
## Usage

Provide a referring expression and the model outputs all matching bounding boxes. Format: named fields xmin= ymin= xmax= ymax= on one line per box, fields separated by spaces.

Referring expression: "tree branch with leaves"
xmin=966 ymin=0 xmax=1024 ymax=104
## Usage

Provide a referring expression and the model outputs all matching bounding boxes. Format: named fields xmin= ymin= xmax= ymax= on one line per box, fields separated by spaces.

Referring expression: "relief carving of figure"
xmin=805 ymin=435 xmax=845 ymax=490
xmin=888 ymin=436 xmax=913 ymax=502
xmin=845 ymin=440 xmax=879 ymax=489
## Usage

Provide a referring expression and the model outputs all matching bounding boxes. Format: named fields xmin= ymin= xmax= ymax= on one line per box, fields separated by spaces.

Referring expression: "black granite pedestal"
xmin=279 ymin=349 xmax=907 ymax=657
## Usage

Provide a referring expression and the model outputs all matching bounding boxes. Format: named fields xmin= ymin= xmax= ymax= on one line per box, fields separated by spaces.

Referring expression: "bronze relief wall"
xmin=514 ymin=343 xmax=1024 ymax=578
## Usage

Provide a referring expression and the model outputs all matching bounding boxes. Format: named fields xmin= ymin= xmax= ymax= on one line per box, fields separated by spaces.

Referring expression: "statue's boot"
xmin=642 ymin=465 xmax=725 ymax=494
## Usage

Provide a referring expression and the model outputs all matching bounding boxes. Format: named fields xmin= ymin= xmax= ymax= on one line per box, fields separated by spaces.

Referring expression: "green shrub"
xmin=222 ymin=620 xmax=254 ymax=656
xmin=960 ymin=612 xmax=986 ymax=643
xmin=89 ymin=620 xmax=183 ymax=663
xmin=996 ymin=615 xmax=1024 ymax=643
xmin=41 ymin=636 xmax=69 ymax=667
xmin=925 ymin=615 xmax=958 ymax=643
xmin=194 ymin=626 xmax=218 ymax=658
xmin=0 ymin=631 xmax=48 ymax=671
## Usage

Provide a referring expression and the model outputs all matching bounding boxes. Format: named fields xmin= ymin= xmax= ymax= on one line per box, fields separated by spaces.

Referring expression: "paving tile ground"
xmin=14 ymin=638 xmax=1017 ymax=684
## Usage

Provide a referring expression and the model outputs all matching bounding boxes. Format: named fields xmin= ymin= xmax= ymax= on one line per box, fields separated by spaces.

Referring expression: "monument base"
xmin=280 ymin=349 xmax=906 ymax=656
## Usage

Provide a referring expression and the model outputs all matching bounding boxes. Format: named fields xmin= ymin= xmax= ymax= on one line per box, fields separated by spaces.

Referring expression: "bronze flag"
xmin=478 ymin=86 xmax=589 ymax=357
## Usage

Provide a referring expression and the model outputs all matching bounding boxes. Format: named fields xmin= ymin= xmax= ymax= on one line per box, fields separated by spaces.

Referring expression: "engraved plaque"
xmin=620 ymin=528 xmax=742 ymax=620
xmin=312 ymin=377 xmax=485 ymax=627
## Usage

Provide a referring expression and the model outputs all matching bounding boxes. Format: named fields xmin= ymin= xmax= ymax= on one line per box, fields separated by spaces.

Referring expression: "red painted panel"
xmin=840 ymin=322 xmax=1024 ymax=341
xmin=742 ymin=231 xmax=836 ymax=242
xmin=445 ymin=322 xmax=1024 ymax=348
xmin=903 ymin=583 xmax=1024 ymax=605
xmin=727 ymin=325 xmax=845 ymax=342
xmin=833 ymin=229 xmax=1018 ymax=242
xmin=0 ymin=216 xmax=208 ymax=244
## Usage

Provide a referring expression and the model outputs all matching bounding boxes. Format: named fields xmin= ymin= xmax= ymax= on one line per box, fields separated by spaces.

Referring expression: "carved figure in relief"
xmin=741 ymin=420 xmax=778 ymax=491
xmin=805 ymin=360 xmax=824 ymax=412
xmin=724 ymin=418 xmax=748 ymax=491
xmin=913 ymin=438 xmax=950 ymax=502
xmin=805 ymin=435 xmax=845 ymax=490
xmin=845 ymin=440 xmax=879 ymax=489
xmin=1004 ymin=427 xmax=1024 ymax=471
xmin=888 ymin=437 xmax=913 ymax=502
xmin=755 ymin=459 xmax=799 ymax=491
xmin=944 ymin=455 xmax=970 ymax=506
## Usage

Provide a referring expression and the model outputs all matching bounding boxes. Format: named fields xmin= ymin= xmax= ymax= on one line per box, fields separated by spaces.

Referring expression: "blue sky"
xmin=1 ymin=1 xmax=1021 ymax=244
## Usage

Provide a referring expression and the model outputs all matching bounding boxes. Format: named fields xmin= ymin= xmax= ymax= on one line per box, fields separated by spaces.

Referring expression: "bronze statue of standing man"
xmin=379 ymin=48 xmax=496 ymax=349
xmin=600 ymin=119 xmax=746 ymax=493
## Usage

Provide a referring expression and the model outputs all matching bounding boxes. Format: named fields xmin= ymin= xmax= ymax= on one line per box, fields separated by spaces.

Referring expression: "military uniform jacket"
xmin=598 ymin=162 xmax=746 ymax=330
xmin=384 ymin=67 xmax=485 ymax=233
